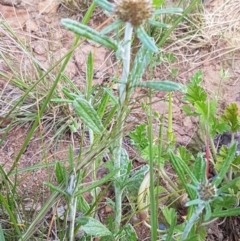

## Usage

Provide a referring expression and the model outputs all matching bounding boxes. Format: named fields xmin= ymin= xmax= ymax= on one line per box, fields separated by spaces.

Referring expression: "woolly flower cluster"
xmin=197 ymin=181 xmax=217 ymax=201
xmin=114 ymin=0 xmax=154 ymax=27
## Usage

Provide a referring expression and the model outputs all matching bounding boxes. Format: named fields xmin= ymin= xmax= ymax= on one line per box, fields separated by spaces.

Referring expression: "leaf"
xmin=86 ymin=52 xmax=93 ymax=100
xmin=94 ymin=0 xmax=114 ymax=12
xmin=192 ymin=153 xmax=206 ymax=182
xmin=214 ymin=122 xmax=230 ymax=134
xmin=75 ymin=169 xmax=118 ymax=196
xmin=100 ymin=20 xmax=122 ymax=35
xmin=190 ymin=70 xmax=203 ymax=85
xmin=55 ymin=162 xmax=67 ymax=184
xmin=194 ymin=100 xmax=217 ymax=124
xmin=136 ymin=26 xmax=158 ymax=53
xmin=211 ymin=207 xmax=240 ymax=218
xmin=183 ymin=71 xmax=206 ymax=103
xmin=177 ymin=146 xmax=194 ymax=164
xmin=165 ymin=209 xmax=177 ymax=241
xmin=50 ymin=98 xmax=73 ymax=103
xmin=169 ymin=150 xmax=197 ymax=199
xmin=126 ymin=165 xmax=149 ymax=197
xmin=118 ymin=148 xmax=131 ymax=188
xmin=121 ymin=224 xmax=138 ymax=241
xmin=73 ymin=97 xmax=104 ymax=134
xmin=213 ymin=142 xmax=237 ymax=187
xmin=212 ymin=196 xmax=237 ymax=210
xmin=0 ymin=226 xmax=5 ymax=241
xmin=75 ymin=217 xmax=112 ymax=237
xmin=218 ymin=176 xmax=240 ymax=194
xmin=154 ymin=7 xmax=183 ymax=15
xmin=129 ymin=124 xmax=148 ymax=150
xmin=161 ymin=206 xmax=177 ymax=226
xmin=44 ymin=182 xmax=67 ymax=196
xmin=136 ymin=80 xmax=182 ymax=92
xmin=130 ymin=46 xmax=153 ymax=87
xmin=62 ymin=87 xmax=81 ymax=100
xmin=61 ymin=19 xmax=118 ymax=51
xmin=77 ymin=196 xmax=90 ymax=214
xmin=220 ymin=103 xmax=240 ymax=133
xmin=148 ymin=20 xmax=169 ymax=28
xmin=182 ymin=105 xmax=199 ymax=116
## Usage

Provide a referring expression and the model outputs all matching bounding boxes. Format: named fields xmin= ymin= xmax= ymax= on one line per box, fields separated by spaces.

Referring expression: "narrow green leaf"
xmin=166 ymin=209 xmax=177 ymax=241
xmin=122 ymin=224 xmax=138 ymax=241
xmin=149 ymin=20 xmax=169 ymax=28
xmin=211 ymin=207 xmax=240 ymax=218
xmin=94 ymin=0 xmax=114 ymax=12
xmin=50 ymin=98 xmax=73 ymax=103
xmin=61 ymin=19 xmax=118 ymax=51
xmin=130 ymin=46 xmax=153 ymax=87
xmin=77 ymin=196 xmax=90 ymax=214
xmin=100 ymin=20 xmax=122 ymax=35
xmin=213 ymin=142 xmax=237 ymax=187
xmin=75 ymin=169 xmax=118 ymax=196
xmin=0 ymin=226 xmax=5 ymax=241
xmin=218 ymin=176 xmax=240 ymax=194
xmin=68 ymin=145 xmax=74 ymax=171
xmin=55 ymin=162 xmax=65 ymax=184
xmin=97 ymin=91 xmax=110 ymax=119
xmin=62 ymin=87 xmax=81 ymax=100
xmin=154 ymin=7 xmax=183 ymax=15
xmin=193 ymin=154 xmax=206 ymax=182
xmin=136 ymin=80 xmax=182 ymax=91
xmin=0 ymin=193 xmax=22 ymax=238
xmin=73 ymin=97 xmax=104 ymax=134
xmin=136 ymin=26 xmax=158 ymax=53
xmin=103 ymin=104 xmax=118 ymax=127
xmin=86 ymin=52 xmax=93 ymax=100
xmin=169 ymin=150 xmax=197 ymax=199
xmin=44 ymin=182 xmax=67 ymax=196
xmin=75 ymin=217 xmax=112 ymax=237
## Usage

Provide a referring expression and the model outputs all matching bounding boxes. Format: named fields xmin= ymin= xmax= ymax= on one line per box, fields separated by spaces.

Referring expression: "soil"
xmin=0 ymin=0 xmax=240 ymax=240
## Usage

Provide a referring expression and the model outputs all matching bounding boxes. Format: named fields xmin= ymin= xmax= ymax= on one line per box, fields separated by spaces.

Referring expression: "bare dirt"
xmin=0 ymin=0 xmax=240 ymax=240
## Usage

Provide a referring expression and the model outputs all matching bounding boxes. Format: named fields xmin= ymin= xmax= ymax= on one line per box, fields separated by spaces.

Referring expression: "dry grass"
xmin=163 ymin=0 xmax=240 ymax=71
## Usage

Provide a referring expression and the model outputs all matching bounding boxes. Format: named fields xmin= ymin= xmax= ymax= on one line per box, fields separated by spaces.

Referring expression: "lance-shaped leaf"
xmin=135 ymin=80 xmax=182 ymax=92
xmin=130 ymin=46 xmax=153 ymax=87
xmin=136 ymin=26 xmax=158 ymax=53
xmin=100 ymin=20 xmax=122 ymax=35
xmin=94 ymin=0 xmax=114 ymax=12
xmin=61 ymin=19 xmax=118 ymax=51
xmin=76 ymin=217 xmax=112 ymax=237
xmin=149 ymin=20 xmax=169 ymax=28
xmin=73 ymin=97 xmax=104 ymax=135
xmin=213 ymin=142 xmax=237 ymax=187
xmin=154 ymin=7 xmax=183 ymax=15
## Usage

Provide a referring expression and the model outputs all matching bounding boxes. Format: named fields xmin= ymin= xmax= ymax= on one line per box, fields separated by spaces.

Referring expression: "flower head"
xmin=114 ymin=0 xmax=154 ymax=27
xmin=197 ymin=181 xmax=217 ymax=202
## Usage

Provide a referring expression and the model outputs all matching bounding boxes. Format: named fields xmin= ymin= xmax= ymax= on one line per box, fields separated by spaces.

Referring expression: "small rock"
xmin=105 ymin=206 xmax=112 ymax=213
xmin=25 ymin=19 xmax=39 ymax=32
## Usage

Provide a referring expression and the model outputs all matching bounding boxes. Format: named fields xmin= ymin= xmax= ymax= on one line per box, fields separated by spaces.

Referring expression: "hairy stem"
xmin=114 ymin=22 xmax=133 ymax=233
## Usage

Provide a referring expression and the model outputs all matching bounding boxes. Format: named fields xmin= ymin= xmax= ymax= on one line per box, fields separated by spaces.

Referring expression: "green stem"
xmin=147 ymin=93 xmax=158 ymax=241
xmin=114 ymin=22 xmax=133 ymax=233
xmin=181 ymin=203 xmax=205 ymax=240
xmin=167 ymin=92 xmax=173 ymax=143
